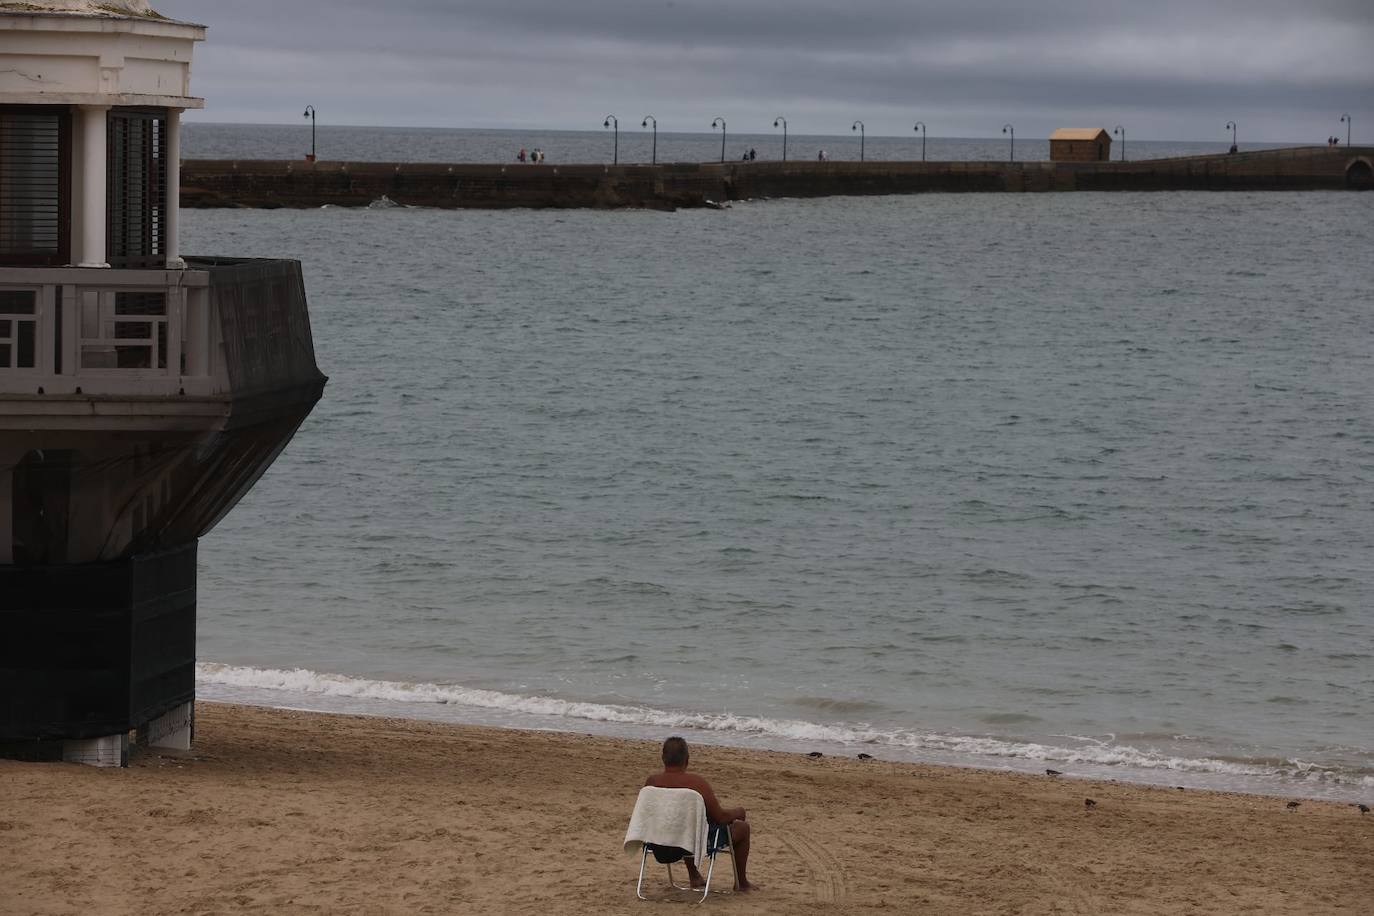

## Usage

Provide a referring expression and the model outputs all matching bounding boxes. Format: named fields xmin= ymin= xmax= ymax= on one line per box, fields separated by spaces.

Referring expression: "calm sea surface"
xmin=183 ymin=128 xmax=1373 ymax=802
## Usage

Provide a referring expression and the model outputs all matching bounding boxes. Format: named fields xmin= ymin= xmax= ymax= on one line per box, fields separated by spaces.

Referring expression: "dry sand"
xmin=1 ymin=702 xmax=1369 ymax=915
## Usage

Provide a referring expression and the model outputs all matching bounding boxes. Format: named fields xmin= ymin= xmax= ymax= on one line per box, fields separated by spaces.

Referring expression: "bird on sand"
xmin=1084 ymin=798 xmax=1097 ymax=808
xmin=1045 ymin=769 xmax=1063 ymax=776
xmin=1356 ymin=804 xmax=1369 ymax=814
xmin=1286 ymin=801 xmax=1300 ymax=810
xmin=857 ymin=753 xmax=873 ymax=760
xmin=807 ymin=751 xmax=823 ymax=758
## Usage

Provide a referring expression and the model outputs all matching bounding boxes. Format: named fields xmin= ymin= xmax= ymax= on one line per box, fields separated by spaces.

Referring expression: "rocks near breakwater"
xmin=181 ymin=147 xmax=1374 ymax=210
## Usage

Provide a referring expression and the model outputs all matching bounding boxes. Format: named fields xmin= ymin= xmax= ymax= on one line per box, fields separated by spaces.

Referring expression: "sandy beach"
xmin=1 ymin=703 xmax=1369 ymax=915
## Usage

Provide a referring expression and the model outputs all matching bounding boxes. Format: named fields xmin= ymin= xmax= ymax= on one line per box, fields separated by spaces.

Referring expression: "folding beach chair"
xmin=624 ymin=787 xmax=738 ymax=902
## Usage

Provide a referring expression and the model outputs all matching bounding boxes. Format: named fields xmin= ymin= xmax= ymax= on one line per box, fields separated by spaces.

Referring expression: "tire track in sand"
xmin=779 ymin=832 xmax=846 ymax=902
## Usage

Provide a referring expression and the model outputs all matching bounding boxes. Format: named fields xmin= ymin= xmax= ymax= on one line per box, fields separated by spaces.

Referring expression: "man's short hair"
xmin=662 ymin=736 xmax=689 ymax=767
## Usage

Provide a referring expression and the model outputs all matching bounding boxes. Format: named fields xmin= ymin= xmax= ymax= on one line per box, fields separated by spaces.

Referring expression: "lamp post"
xmin=1226 ymin=120 xmax=1238 ymax=152
xmin=852 ymin=120 xmax=865 ymax=162
xmin=774 ymin=116 xmax=787 ymax=162
xmin=1113 ymin=124 xmax=1126 ymax=162
xmin=603 ymin=114 xmax=618 ymax=165
xmin=641 ymin=115 xmax=656 ymax=164
xmin=303 ymin=105 xmax=316 ymax=161
xmin=1002 ymin=123 xmax=1014 ymax=162
xmin=914 ymin=121 xmax=926 ymax=161
xmin=711 ymin=117 xmax=726 ymax=162
xmin=1340 ymin=113 xmax=1351 ymax=147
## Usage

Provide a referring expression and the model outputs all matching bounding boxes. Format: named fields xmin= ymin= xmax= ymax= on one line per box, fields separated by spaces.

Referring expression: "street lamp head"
xmin=303 ymin=106 xmax=313 ymax=118
xmin=774 ymin=118 xmax=780 ymax=127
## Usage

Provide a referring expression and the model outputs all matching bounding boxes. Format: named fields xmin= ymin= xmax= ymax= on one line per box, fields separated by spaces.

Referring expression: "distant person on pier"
xmin=643 ymin=736 xmax=754 ymax=892
xmin=518 ymin=148 xmax=527 ymax=162
xmin=749 ymin=148 xmax=757 ymax=160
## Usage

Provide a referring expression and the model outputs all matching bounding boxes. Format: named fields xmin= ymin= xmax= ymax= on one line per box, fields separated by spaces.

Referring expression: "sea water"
xmin=180 ymin=167 xmax=1374 ymax=802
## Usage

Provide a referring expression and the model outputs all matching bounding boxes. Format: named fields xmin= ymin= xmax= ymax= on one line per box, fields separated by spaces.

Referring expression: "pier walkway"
xmin=182 ymin=146 xmax=1374 ymax=210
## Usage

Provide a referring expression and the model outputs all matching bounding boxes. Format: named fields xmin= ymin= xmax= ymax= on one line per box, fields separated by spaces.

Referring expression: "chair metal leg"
xmin=667 ymin=860 xmax=692 ymax=890
xmin=699 ymin=826 xmax=739 ymax=902
xmin=725 ymin=828 xmax=739 ymax=890
xmin=636 ymin=847 xmax=650 ymax=900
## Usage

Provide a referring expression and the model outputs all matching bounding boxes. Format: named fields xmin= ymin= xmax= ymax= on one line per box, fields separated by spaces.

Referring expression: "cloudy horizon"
xmin=159 ymin=1 xmax=1371 ymax=144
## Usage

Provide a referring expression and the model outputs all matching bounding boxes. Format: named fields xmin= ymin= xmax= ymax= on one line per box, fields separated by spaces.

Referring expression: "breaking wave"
xmin=196 ymin=663 xmax=1373 ymax=796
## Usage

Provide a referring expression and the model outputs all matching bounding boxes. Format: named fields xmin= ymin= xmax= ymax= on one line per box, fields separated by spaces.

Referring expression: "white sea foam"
xmin=196 ymin=663 xmax=1369 ymax=794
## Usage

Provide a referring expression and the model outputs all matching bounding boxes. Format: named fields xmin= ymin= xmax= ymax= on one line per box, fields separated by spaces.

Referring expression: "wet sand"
xmin=2 ymin=702 xmax=1368 ymax=915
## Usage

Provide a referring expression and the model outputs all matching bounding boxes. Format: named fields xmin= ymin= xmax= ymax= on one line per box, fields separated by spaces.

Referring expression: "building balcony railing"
xmin=0 ymin=257 xmax=321 ymax=402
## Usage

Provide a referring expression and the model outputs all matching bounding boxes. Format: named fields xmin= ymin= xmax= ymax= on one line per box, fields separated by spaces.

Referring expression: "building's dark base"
xmin=0 ymin=542 xmax=197 ymax=743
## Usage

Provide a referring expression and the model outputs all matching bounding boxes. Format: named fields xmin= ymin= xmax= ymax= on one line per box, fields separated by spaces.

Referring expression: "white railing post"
xmin=166 ymin=284 xmax=183 ymax=376
xmin=38 ymin=283 xmax=57 ymax=376
xmin=61 ymin=284 xmax=78 ymax=376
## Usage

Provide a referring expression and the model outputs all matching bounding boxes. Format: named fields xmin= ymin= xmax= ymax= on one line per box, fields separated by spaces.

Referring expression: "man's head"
xmin=662 ymin=736 xmax=689 ymax=768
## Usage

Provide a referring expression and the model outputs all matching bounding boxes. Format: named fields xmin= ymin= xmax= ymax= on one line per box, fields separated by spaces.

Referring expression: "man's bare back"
xmin=644 ymin=737 xmax=754 ymax=891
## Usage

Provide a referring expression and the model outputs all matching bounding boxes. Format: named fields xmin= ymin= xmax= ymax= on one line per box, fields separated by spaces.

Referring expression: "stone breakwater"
xmin=182 ymin=147 xmax=1373 ymax=210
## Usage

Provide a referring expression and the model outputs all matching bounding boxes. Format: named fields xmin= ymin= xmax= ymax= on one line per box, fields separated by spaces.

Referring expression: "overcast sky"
xmin=158 ymin=1 xmax=1372 ymax=142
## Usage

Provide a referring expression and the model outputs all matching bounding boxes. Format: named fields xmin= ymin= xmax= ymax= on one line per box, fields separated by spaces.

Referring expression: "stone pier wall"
xmin=181 ymin=147 xmax=1374 ymax=211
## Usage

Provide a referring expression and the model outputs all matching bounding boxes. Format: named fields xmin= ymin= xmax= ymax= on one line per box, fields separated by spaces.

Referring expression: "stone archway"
xmin=1347 ymin=159 xmax=1373 ymax=190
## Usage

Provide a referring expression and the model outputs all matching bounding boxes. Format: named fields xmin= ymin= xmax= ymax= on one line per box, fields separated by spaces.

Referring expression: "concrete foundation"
xmin=137 ymin=700 xmax=193 ymax=751
xmin=62 ymin=733 xmax=129 ymax=767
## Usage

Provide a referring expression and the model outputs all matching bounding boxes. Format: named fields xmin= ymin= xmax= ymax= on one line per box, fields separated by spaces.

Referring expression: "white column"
xmin=78 ymin=105 xmax=110 ymax=268
xmin=164 ymin=109 xmax=184 ymax=268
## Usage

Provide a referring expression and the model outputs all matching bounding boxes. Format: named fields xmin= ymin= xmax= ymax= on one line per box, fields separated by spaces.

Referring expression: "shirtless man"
xmin=644 ymin=736 xmax=754 ymax=891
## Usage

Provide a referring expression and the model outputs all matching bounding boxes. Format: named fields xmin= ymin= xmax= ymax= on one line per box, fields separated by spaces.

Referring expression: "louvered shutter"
xmin=107 ymin=108 xmax=169 ymax=269
xmin=0 ymin=107 xmax=70 ymax=266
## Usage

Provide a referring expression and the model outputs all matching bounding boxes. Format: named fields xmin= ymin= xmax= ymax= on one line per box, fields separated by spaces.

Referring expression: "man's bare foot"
xmin=688 ymin=873 xmax=706 ymax=889
xmin=736 ymin=879 xmax=756 ymax=892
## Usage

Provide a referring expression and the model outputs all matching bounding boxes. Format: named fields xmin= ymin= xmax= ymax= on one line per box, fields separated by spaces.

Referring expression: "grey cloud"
xmin=159 ymin=0 xmax=1372 ymax=141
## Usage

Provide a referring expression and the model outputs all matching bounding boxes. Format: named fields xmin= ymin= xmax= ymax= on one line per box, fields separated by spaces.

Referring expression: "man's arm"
xmin=694 ymin=777 xmax=745 ymax=825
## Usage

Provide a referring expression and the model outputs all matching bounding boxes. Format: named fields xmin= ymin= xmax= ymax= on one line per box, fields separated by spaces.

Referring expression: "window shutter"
xmin=0 ymin=107 xmax=70 ymax=266
xmin=107 ymin=108 xmax=169 ymax=269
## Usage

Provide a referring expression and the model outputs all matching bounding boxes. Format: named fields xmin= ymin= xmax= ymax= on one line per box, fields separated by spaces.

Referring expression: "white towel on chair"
xmin=623 ymin=787 xmax=709 ymax=861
